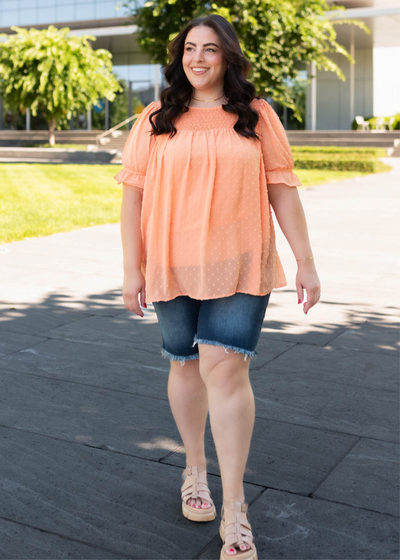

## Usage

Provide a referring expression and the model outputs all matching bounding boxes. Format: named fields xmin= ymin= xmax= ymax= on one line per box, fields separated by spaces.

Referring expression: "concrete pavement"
xmin=0 ymin=159 xmax=398 ymax=559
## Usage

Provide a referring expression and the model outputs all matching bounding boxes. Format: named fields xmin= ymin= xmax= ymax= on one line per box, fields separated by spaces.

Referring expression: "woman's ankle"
xmin=186 ymin=457 xmax=207 ymax=467
xmin=223 ymin=492 xmax=246 ymax=503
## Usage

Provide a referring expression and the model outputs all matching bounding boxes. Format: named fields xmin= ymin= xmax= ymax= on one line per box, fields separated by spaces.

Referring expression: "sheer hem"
xmin=113 ymin=168 xmax=145 ymax=189
xmin=266 ymin=169 xmax=302 ymax=187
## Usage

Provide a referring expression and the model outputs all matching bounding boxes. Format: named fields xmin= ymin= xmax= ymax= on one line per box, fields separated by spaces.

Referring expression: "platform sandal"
xmin=181 ymin=462 xmax=217 ymax=522
xmin=219 ymin=499 xmax=257 ymax=560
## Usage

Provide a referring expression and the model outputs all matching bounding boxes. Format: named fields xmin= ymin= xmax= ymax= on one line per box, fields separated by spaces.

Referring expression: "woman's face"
xmin=182 ymin=26 xmax=227 ymax=95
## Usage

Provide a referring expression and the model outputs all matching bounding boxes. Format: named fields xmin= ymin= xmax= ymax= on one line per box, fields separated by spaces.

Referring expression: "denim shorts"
xmin=152 ymin=291 xmax=271 ymax=366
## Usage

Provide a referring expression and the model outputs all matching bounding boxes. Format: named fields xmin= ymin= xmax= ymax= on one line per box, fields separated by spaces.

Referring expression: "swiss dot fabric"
xmin=113 ymin=98 xmax=302 ymax=303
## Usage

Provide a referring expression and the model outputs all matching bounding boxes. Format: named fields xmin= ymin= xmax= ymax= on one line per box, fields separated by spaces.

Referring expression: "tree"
xmin=126 ymin=0 xmax=369 ymax=121
xmin=0 ymin=26 xmax=122 ymax=144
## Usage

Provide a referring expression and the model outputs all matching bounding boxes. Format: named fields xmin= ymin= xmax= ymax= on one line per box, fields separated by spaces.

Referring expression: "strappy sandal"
xmin=219 ymin=499 xmax=257 ymax=560
xmin=181 ymin=462 xmax=217 ymax=522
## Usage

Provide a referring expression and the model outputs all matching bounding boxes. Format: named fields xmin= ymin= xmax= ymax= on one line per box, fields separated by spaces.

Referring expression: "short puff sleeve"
xmin=257 ymin=99 xmax=302 ymax=188
xmin=113 ymin=101 xmax=158 ymax=189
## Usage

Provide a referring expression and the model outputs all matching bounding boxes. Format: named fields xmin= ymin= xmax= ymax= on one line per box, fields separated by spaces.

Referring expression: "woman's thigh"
xmin=153 ymin=292 xmax=271 ymax=365
xmin=195 ymin=292 xmax=271 ymax=362
xmin=152 ymin=295 xmax=202 ymax=364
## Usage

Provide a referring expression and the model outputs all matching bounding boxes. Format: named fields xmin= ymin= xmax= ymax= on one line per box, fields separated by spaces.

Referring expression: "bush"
xmin=291 ymin=146 xmax=387 ymax=157
xmin=292 ymin=146 xmax=389 ymax=172
xmin=293 ymin=158 xmax=388 ymax=173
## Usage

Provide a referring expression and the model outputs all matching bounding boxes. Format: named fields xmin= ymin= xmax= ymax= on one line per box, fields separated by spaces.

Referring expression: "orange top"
xmin=114 ymin=98 xmax=302 ymax=303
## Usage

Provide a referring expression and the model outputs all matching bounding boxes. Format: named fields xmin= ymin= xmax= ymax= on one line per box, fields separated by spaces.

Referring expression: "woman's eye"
xmin=185 ymin=47 xmax=215 ymax=52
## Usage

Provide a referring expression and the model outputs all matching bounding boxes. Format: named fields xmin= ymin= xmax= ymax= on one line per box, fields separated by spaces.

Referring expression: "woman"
xmin=115 ymin=14 xmax=320 ymax=560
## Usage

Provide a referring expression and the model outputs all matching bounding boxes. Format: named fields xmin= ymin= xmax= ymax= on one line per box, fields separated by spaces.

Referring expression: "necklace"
xmin=191 ymin=93 xmax=225 ymax=102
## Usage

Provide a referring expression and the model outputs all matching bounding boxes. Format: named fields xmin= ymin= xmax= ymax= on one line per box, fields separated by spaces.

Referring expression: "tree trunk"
xmin=48 ymin=118 xmax=56 ymax=146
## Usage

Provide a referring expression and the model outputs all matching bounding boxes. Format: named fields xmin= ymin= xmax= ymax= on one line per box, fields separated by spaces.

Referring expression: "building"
xmin=0 ymin=0 xmax=399 ymax=131
xmin=307 ymin=0 xmax=400 ymax=130
xmin=0 ymin=0 xmax=163 ymax=130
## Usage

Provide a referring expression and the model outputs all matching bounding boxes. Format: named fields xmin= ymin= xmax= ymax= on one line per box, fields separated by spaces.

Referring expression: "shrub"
xmin=292 ymin=146 xmax=389 ymax=172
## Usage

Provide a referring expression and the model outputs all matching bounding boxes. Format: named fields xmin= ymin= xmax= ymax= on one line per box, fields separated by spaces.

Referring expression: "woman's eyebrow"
xmin=185 ymin=42 xmax=219 ymax=48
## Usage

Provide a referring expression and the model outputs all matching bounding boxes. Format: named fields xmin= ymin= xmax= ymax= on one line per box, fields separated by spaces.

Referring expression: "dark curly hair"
xmin=148 ymin=14 xmax=261 ymax=141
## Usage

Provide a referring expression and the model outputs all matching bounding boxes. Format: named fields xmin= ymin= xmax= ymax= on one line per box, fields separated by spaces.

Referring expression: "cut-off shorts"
xmin=152 ymin=291 xmax=271 ymax=366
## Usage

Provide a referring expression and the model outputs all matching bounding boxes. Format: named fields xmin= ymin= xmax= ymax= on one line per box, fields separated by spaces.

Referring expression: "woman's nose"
xmin=193 ymin=52 xmax=204 ymax=62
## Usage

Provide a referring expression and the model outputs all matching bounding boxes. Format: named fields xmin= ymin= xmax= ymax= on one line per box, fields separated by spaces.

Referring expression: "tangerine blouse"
xmin=113 ymin=98 xmax=302 ymax=303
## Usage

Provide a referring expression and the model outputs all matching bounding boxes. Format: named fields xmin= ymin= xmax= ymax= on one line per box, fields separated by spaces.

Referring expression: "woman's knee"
xmin=170 ymin=357 xmax=201 ymax=378
xmin=198 ymin=344 xmax=250 ymax=388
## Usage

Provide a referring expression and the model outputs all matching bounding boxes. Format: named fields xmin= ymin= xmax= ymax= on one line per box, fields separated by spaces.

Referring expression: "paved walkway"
xmin=0 ymin=159 xmax=399 ymax=559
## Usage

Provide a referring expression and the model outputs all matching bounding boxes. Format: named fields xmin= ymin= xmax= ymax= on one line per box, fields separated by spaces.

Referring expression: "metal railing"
xmin=96 ymin=114 xmax=139 ymax=148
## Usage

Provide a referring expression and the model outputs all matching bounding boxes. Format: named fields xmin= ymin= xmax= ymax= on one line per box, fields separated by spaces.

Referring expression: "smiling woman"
xmin=181 ymin=27 xmax=229 ymax=107
xmin=115 ymin=13 xmax=321 ymax=560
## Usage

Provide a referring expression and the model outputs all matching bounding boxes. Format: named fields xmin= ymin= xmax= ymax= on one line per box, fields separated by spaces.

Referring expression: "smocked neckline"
xmin=186 ymin=104 xmax=227 ymax=110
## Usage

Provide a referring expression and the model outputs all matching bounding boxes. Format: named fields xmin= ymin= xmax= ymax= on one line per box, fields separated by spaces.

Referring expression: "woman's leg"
xmin=199 ymin=346 xmax=255 ymax=555
xmin=168 ymin=358 xmax=212 ymax=509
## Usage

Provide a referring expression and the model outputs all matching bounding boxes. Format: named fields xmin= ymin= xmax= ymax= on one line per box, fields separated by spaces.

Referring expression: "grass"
xmin=295 ymin=169 xmax=373 ymax=187
xmin=0 ymin=164 xmax=120 ymax=244
xmin=30 ymin=144 xmax=89 ymax=149
xmin=0 ymin=162 xmax=392 ymax=244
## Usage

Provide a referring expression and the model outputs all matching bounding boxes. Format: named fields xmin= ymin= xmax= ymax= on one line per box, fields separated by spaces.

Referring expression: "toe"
xmin=226 ymin=547 xmax=237 ymax=556
xmin=202 ymin=501 xmax=211 ymax=508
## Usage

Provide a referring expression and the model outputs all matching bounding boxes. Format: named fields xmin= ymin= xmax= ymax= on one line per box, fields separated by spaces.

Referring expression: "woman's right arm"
xmin=120 ymin=183 xmax=146 ymax=317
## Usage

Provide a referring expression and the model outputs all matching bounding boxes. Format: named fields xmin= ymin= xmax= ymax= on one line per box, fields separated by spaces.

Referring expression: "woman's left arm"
xmin=268 ymin=182 xmax=321 ymax=314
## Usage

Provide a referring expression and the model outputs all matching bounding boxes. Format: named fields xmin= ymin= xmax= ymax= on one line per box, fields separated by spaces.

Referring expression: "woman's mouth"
xmin=191 ymin=68 xmax=209 ymax=75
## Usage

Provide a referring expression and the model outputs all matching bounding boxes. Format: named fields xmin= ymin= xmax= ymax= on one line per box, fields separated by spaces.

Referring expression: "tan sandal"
xmin=181 ymin=462 xmax=217 ymax=522
xmin=219 ymin=499 xmax=257 ymax=560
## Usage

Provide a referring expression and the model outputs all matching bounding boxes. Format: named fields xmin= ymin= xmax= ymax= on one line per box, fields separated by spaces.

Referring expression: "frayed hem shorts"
xmin=152 ymin=291 xmax=271 ymax=366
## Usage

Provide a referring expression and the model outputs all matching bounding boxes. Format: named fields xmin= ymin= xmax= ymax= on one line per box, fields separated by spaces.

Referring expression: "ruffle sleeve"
xmin=113 ymin=100 xmax=158 ymax=189
xmin=257 ymin=98 xmax=302 ymax=188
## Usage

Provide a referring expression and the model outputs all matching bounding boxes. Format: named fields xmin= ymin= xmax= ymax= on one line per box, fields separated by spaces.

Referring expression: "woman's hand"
xmin=296 ymin=261 xmax=321 ymax=314
xmin=122 ymin=269 xmax=147 ymax=317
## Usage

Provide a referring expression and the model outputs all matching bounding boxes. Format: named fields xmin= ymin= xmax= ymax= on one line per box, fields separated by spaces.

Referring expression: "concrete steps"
xmin=0 ymin=147 xmax=120 ymax=164
xmin=97 ymin=130 xmax=129 ymax=151
xmin=0 ymin=130 xmax=100 ymax=147
xmin=2 ymin=129 xmax=399 ymax=156
xmin=287 ymin=131 xmax=399 ymax=153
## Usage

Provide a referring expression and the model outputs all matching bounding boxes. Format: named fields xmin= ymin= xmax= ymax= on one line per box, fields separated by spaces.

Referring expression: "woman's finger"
xmin=303 ymin=286 xmax=320 ymax=313
xmin=124 ymin=293 xmax=144 ymax=317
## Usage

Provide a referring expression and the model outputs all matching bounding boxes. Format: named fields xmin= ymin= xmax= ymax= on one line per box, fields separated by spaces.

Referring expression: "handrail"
xmin=96 ymin=113 xmax=139 ymax=147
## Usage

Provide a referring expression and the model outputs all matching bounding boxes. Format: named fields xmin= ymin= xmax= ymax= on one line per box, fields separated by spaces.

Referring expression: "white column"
xmin=350 ymin=28 xmax=355 ymax=127
xmin=311 ymin=61 xmax=317 ymax=131
xmin=26 ymin=107 xmax=31 ymax=131
xmin=154 ymin=63 xmax=159 ymax=101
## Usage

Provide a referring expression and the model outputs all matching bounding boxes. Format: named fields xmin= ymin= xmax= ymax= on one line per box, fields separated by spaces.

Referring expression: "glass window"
xmin=76 ymin=2 xmax=95 ymax=20
xmin=95 ymin=0 xmax=118 ymax=18
xmin=3 ymin=0 xmax=17 ymax=9
xmin=38 ymin=0 xmax=54 ymax=7
xmin=19 ymin=8 xmax=38 ymax=24
xmin=56 ymin=4 xmax=75 ymax=22
xmin=2 ymin=10 xmax=19 ymax=26
xmin=37 ymin=6 xmax=56 ymax=23
xmin=114 ymin=1 xmax=130 ymax=17
xmin=20 ymin=0 xmax=37 ymax=8
xmin=113 ymin=65 xmax=130 ymax=81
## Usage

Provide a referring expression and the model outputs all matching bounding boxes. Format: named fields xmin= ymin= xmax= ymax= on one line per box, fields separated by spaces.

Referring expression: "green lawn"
xmin=30 ymin=143 xmax=89 ymax=150
xmin=0 ymin=163 xmax=390 ymax=244
xmin=0 ymin=164 xmax=121 ymax=244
